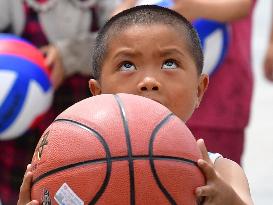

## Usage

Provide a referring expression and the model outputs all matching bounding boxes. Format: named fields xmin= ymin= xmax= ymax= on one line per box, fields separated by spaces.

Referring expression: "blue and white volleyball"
xmin=0 ymin=34 xmax=53 ymax=140
xmin=194 ymin=19 xmax=230 ymax=75
xmin=137 ymin=0 xmax=230 ymax=75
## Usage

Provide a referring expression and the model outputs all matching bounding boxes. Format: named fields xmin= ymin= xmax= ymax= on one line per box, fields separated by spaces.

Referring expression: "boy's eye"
xmin=119 ymin=61 xmax=136 ymax=71
xmin=162 ymin=60 xmax=178 ymax=69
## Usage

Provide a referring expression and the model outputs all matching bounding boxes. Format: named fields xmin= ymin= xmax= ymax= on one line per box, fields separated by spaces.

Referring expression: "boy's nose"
xmin=137 ymin=76 xmax=161 ymax=92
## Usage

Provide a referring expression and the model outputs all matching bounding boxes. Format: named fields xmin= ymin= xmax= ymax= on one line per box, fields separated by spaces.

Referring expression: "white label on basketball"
xmin=54 ymin=183 xmax=84 ymax=205
xmin=0 ymin=70 xmax=17 ymax=107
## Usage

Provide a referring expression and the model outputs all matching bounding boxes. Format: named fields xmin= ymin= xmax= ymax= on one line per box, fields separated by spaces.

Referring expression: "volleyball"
xmin=0 ymin=34 xmax=53 ymax=140
xmin=137 ymin=0 xmax=230 ymax=75
xmin=194 ymin=19 xmax=230 ymax=75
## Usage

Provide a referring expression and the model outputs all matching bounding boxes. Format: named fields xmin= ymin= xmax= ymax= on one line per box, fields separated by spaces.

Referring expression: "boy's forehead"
xmin=107 ymin=23 xmax=189 ymax=48
xmin=102 ymin=23 xmax=196 ymax=68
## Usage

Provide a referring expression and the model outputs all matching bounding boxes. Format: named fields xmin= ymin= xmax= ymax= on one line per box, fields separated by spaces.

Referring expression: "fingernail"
xmin=195 ymin=188 xmax=201 ymax=196
xmin=197 ymin=159 xmax=203 ymax=165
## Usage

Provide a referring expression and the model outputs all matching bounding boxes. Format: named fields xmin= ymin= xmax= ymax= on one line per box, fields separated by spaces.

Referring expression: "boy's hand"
xmin=17 ymin=164 xmax=39 ymax=205
xmin=195 ymin=139 xmax=242 ymax=205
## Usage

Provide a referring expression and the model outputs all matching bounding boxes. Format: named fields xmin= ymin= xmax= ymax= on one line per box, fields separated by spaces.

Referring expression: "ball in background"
xmin=0 ymin=34 xmax=53 ymax=140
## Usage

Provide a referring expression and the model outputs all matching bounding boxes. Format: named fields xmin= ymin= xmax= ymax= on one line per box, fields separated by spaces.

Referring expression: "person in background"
xmin=171 ymin=0 xmax=256 ymax=165
xmin=0 ymin=0 xmax=134 ymax=204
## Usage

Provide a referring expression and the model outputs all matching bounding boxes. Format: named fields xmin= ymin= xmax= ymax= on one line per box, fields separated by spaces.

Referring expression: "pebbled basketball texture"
xmin=31 ymin=93 xmax=205 ymax=205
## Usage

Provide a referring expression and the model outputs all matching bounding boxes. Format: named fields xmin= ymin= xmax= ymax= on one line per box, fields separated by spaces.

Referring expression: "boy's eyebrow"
xmin=158 ymin=48 xmax=187 ymax=58
xmin=112 ymin=48 xmax=141 ymax=59
xmin=112 ymin=47 xmax=187 ymax=59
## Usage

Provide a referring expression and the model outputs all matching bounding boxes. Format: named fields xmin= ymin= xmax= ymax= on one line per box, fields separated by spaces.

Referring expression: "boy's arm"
xmin=172 ymin=0 xmax=252 ymax=22
xmin=17 ymin=165 xmax=39 ymax=205
xmin=196 ymin=139 xmax=254 ymax=205
xmin=215 ymin=158 xmax=254 ymax=205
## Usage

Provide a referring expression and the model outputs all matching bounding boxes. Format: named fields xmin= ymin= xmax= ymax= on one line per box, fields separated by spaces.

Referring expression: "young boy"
xmin=18 ymin=5 xmax=253 ymax=205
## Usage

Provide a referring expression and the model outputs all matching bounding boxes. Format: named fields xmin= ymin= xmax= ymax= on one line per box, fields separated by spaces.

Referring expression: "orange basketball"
xmin=31 ymin=93 xmax=205 ymax=205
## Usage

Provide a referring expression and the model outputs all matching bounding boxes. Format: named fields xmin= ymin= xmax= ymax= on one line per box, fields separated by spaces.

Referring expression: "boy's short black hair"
xmin=91 ymin=5 xmax=203 ymax=80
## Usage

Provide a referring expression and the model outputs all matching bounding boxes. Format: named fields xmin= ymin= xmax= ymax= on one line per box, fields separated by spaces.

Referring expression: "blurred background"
xmin=243 ymin=0 xmax=273 ymax=204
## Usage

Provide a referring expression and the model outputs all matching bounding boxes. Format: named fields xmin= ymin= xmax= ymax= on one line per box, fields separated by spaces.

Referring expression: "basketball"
xmin=137 ymin=0 xmax=230 ymax=75
xmin=31 ymin=93 xmax=205 ymax=205
xmin=0 ymin=34 xmax=53 ymax=140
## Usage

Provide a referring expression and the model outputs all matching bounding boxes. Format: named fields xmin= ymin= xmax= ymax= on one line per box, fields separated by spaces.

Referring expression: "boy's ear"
xmin=89 ymin=79 xmax=102 ymax=96
xmin=196 ymin=74 xmax=209 ymax=108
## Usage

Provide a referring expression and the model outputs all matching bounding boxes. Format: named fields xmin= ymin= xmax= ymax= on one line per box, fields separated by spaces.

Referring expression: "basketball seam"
xmin=149 ymin=113 xmax=178 ymax=205
xmin=39 ymin=118 xmax=113 ymax=205
xmin=114 ymin=94 xmax=136 ymax=205
xmin=32 ymin=154 xmax=197 ymax=185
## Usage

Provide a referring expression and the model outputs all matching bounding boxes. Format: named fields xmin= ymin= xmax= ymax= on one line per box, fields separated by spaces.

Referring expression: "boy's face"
xmin=89 ymin=24 xmax=208 ymax=122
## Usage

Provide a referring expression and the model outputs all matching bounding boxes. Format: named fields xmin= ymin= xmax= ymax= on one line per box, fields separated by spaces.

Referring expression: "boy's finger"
xmin=196 ymin=185 xmax=215 ymax=197
xmin=23 ymin=164 xmax=31 ymax=178
xmin=40 ymin=46 xmax=55 ymax=67
xmin=39 ymin=46 xmax=48 ymax=55
xmin=45 ymin=50 xmax=55 ymax=67
xmin=197 ymin=159 xmax=217 ymax=180
xmin=26 ymin=164 xmax=31 ymax=173
xmin=18 ymin=172 xmax=32 ymax=203
xmin=26 ymin=200 xmax=39 ymax=205
xmin=196 ymin=139 xmax=210 ymax=162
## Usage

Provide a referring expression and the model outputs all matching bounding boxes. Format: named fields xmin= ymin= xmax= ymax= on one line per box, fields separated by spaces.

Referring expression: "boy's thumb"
xmin=196 ymin=139 xmax=210 ymax=162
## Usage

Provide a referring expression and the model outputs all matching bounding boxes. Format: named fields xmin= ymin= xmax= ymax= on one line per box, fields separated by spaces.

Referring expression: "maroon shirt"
xmin=188 ymin=2 xmax=256 ymax=130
